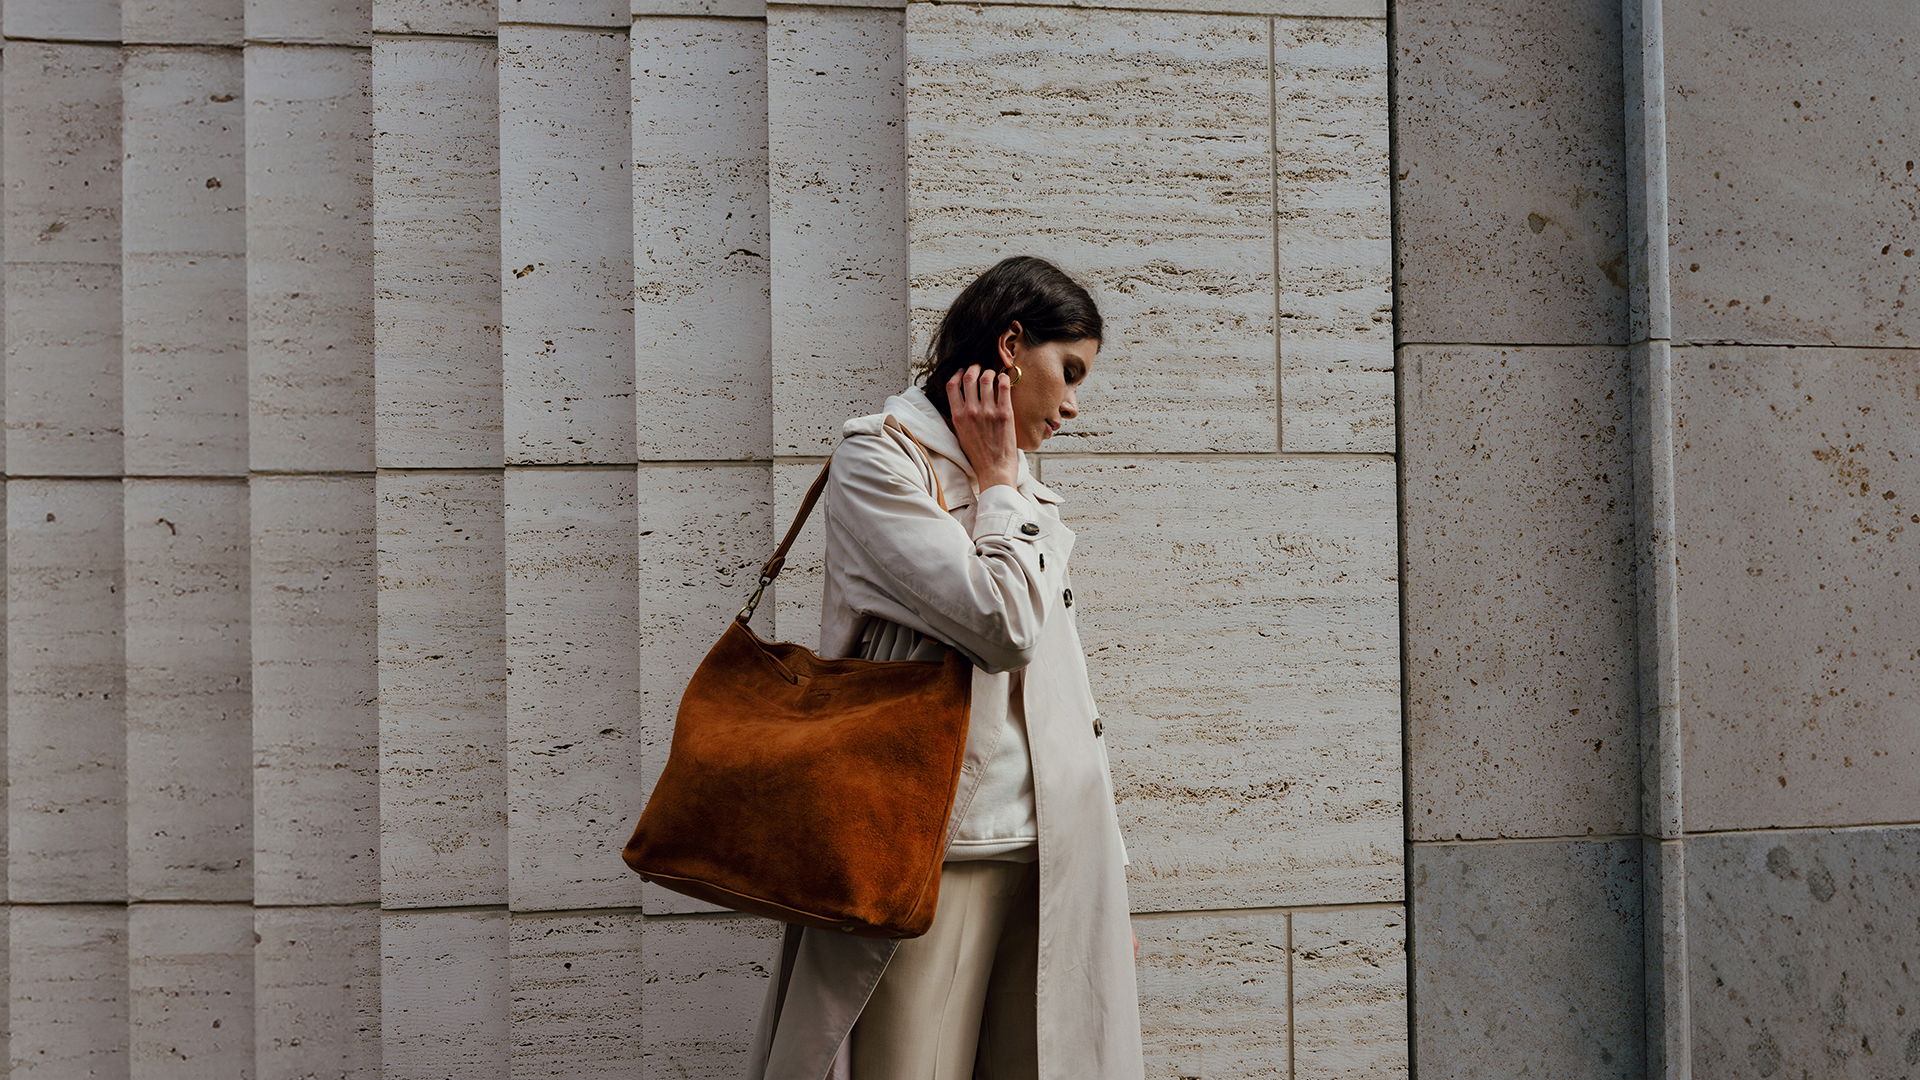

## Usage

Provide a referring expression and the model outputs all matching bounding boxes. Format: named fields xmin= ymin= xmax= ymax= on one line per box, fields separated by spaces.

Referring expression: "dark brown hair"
xmin=916 ymin=256 xmax=1103 ymax=422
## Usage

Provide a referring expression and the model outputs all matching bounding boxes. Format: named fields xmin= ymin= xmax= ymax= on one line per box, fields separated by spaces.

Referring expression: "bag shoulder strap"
xmin=737 ymin=415 xmax=948 ymax=622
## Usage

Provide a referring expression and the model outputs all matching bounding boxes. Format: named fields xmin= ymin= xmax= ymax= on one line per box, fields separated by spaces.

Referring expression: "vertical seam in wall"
xmin=1270 ymin=14 xmax=1283 ymax=453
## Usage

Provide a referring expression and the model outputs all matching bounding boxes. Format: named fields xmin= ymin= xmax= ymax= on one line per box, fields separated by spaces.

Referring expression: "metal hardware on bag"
xmin=738 ymin=574 xmax=773 ymax=622
xmin=839 ymin=923 xmax=857 ymax=933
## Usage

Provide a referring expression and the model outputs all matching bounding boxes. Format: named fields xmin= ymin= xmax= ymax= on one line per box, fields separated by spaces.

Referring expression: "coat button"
xmin=1020 ymin=521 xmax=1040 ymax=536
xmin=1092 ymin=717 xmax=1104 ymax=736
xmin=1063 ymin=587 xmax=1073 ymax=607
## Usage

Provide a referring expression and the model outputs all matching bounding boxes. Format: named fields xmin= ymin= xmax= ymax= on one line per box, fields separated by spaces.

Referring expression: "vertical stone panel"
xmin=504 ymin=466 xmax=640 ymax=910
xmin=381 ymin=909 xmax=509 ymax=1080
xmin=2 ymin=41 xmax=123 ymax=474
xmin=377 ymin=471 xmax=507 ymax=908
xmin=253 ymin=905 xmax=381 ymax=1080
xmin=507 ymin=910 xmax=647 ymax=1075
xmin=8 ymin=905 xmax=128 ymax=1076
xmin=122 ymin=46 xmax=248 ymax=475
xmin=768 ymin=6 xmax=909 ymax=456
xmin=1291 ymin=906 xmax=1408 ymax=1080
xmin=640 ymin=916 xmax=786 ymax=1076
xmin=124 ymin=478 xmax=253 ymax=900
xmin=373 ymin=0 xmax=494 ymax=37
xmin=246 ymin=42 xmax=375 ymax=472
xmin=2 ymin=0 xmax=120 ymax=42
xmin=251 ymin=475 xmax=379 ymax=906
xmin=127 ymin=902 xmax=255 ymax=1079
xmin=499 ymin=26 xmax=635 ymax=465
xmin=1045 ymin=456 xmax=1401 ymax=911
xmin=631 ymin=16 xmax=772 ymax=461
xmin=1273 ymin=15 xmax=1392 ymax=454
xmin=122 ymin=0 xmax=243 ymax=43
xmin=372 ymin=37 xmax=501 ymax=468
xmin=906 ymin=4 xmax=1274 ymax=455
xmin=7 ymin=479 xmax=125 ymax=901
xmin=633 ymin=463 xmax=772 ymax=914
xmin=247 ymin=0 xmax=374 ymax=45
xmin=1133 ymin=911 xmax=1290 ymax=1079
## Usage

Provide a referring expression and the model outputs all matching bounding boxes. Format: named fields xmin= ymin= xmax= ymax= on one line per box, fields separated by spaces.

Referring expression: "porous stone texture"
xmin=509 ymin=909 xmax=648 ymax=1074
xmin=8 ymin=905 xmax=127 ymax=1076
xmin=245 ymin=42 xmax=374 ymax=472
xmin=253 ymin=905 xmax=381 ymax=1080
xmin=120 ymin=45 xmax=249 ymax=474
xmin=381 ymin=908 xmax=509 ymax=1079
xmin=1133 ymin=910 xmax=1291 ymax=1079
xmin=1391 ymin=0 xmax=1630 ymax=346
xmin=500 ymin=26 xmax=636 ymax=465
xmin=1402 ymin=346 xmax=1640 ymax=842
xmin=1292 ymin=906 xmax=1409 ymax=1080
xmin=640 ymin=916 xmax=788 ymax=1075
xmin=376 ymin=471 xmax=508 ymax=908
xmin=372 ymin=37 xmax=502 ymax=467
xmin=124 ymin=479 xmax=253 ymax=900
xmin=504 ymin=467 xmax=641 ymax=910
xmin=769 ymin=6 xmax=912 ymax=456
xmin=1045 ymin=455 xmax=1401 ymax=912
xmin=1685 ymin=826 xmax=1920 ymax=1079
xmin=632 ymin=18 xmax=774 ymax=461
xmin=1661 ymin=0 xmax=1920 ymax=348
xmin=907 ymin=4 xmax=1276 ymax=456
xmin=127 ymin=902 xmax=255 ymax=1078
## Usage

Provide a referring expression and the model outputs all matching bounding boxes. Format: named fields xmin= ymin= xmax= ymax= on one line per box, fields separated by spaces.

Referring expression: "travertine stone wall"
xmin=2 ymin=0 xmax=1401 ymax=1078
xmin=1399 ymin=0 xmax=1920 ymax=1076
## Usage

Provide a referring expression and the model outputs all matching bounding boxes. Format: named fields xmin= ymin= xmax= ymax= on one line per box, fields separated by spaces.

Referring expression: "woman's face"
xmin=999 ymin=324 xmax=1096 ymax=451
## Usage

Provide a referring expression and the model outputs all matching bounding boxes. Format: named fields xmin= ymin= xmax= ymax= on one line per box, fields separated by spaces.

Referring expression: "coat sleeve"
xmin=824 ymin=432 xmax=1052 ymax=674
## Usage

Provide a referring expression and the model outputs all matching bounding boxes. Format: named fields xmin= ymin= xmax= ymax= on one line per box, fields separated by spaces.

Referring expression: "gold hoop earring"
xmin=1006 ymin=363 xmax=1023 ymax=386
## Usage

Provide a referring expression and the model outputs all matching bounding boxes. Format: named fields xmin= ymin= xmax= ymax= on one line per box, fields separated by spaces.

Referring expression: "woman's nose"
xmin=1060 ymin=395 xmax=1078 ymax=419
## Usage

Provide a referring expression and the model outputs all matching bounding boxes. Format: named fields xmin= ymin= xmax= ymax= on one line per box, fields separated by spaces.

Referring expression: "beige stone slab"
xmin=377 ymin=471 xmax=508 ymax=907
xmin=768 ymin=6 xmax=912 ymax=455
xmin=3 ymin=42 xmax=123 ymax=475
xmin=508 ymin=909 xmax=647 ymax=1074
xmin=1391 ymin=0 xmax=1629 ymax=346
xmin=504 ymin=0 xmax=625 ymax=27
xmin=248 ymin=0 xmax=376 ymax=46
xmin=128 ymin=902 xmax=254 ymax=1078
xmin=505 ymin=467 xmax=642 ymax=909
xmin=1273 ymin=15 xmax=1392 ymax=454
xmin=1401 ymin=345 xmax=1640 ymax=841
xmin=6 ymin=480 xmax=125 ymax=902
xmin=8 ymin=905 xmax=127 ymax=1076
xmin=1663 ymin=0 xmax=1920 ymax=348
xmin=634 ymin=464 xmax=774 ymax=913
xmin=1670 ymin=347 xmax=1920 ymax=830
xmin=381 ymin=908 xmax=510 ymax=1079
xmin=373 ymin=38 xmax=503 ymax=467
xmin=125 ymin=479 xmax=253 ymax=900
xmin=122 ymin=0 xmax=242 ymax=42
xmin=641 ymin=915 xmax=787 ymax=1074
xmin=246 ymin=43 xmax=376 ymax=472
xmin=122 ymin=44 xmax=248 ymax=475
xmin=373 ymin=0 xmax=494 ymax=36
xmin=631 ymin=16 xmax=773 ymax=461
xmin=501 ymin=27 xmax=636 ymax=465
xmin=1292 ymin=906 xmax=1408 ymax=1079
xmin=907 ymin=5 xmax=1275 ymax=454
xmin=1044 ymin=456 xmax=1401 ymax=910
xmin=1133 ymin=910 xmax=1289 ymax=1078
xmin=254 ymin=904 xmax=381 ymax=1080
xmin=251 ymin=476 xmax=379 ymax=906
xmin=2 ymin=0 xmax=120 ymax=40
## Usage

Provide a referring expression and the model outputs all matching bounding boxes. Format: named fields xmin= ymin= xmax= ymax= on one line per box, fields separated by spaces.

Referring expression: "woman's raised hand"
xmin=947 ymin=364 xmax=1020 ymax=492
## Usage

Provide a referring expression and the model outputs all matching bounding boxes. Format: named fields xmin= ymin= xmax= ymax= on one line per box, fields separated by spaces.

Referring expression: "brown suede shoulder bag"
xmin=620 ymin=415 xmax=973 ymax=939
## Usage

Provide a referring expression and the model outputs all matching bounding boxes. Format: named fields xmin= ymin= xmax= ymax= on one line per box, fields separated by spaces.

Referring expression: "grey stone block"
xmin=248 ymin=0 xmax=375 ymax=46
xmin=509 ymin=909 xmax=648 ymax=1074
xmin=1402 ymin=345 xmax=1640 ymax=841
xmin=1293 ymin=905 xmax=1408 ymax=1080
xmin=632 ymin=16 xmax=774 ymax=461
xmin=122 ymin=0 xmax=242 ymax=43
xmin=906 ymin=5 xmax=1275 ymax=454
xmin=254 ymin=904 xmax=381 ymax=1080
xmin=1686 ymin=826 xmax=1920 ymax=1079
xmin=128 ymin=902 xmax=254 ymax=1078
xmin=8 ymin=905 xmax=127 ymax=1075
xmin=1669 ymin=347 xmax=1920 ymax=831
xmin=1392 ymin=0 xmax=1629 ymax=346
xmin=381 ymin=908 xmax=509 ymax=1080
xmin=641 ymin=915 xmax=787 ymax=1077
xmin=1410 ymin=839 xmax=1644 ymax=1080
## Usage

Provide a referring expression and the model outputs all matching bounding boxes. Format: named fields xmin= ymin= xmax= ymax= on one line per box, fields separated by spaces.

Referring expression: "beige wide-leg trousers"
xmin=847 ymin=857 xmax=1041 ymax=1080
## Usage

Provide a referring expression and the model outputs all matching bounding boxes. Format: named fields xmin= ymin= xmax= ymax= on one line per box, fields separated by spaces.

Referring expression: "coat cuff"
xmin=969 ymin=484 xmax=1045 ymax=543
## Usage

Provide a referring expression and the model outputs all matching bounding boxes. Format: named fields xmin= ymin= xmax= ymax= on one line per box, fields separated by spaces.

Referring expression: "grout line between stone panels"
xmin=1398 ymin=339 xmax=1920 ymax=352
xmin=1413 ymin=819 xmax=1920 ymax=846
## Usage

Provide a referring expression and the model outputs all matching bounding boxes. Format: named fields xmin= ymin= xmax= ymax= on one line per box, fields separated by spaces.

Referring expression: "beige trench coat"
xmin=741 ymin=385 xmax=1143 ymax=1080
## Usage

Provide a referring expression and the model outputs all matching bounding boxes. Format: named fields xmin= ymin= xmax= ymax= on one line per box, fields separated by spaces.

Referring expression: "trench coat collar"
xmin=852 ymin=384 xmax=1066 ymax=504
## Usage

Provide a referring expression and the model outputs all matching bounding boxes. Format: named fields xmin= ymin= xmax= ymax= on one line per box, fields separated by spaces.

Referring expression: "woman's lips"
xmin=1045 ymin=419 xmax=1060 ymax=434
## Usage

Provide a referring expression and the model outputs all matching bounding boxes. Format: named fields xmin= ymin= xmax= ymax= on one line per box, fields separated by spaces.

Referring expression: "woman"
xmin=742 ymin=256 xmax=1144 ymax=1080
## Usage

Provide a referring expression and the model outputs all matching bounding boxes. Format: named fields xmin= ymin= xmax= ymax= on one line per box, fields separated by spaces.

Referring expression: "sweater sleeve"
xmin=824 ymin=432 xmax=1052 ymax=674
